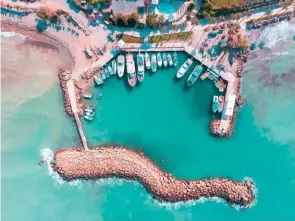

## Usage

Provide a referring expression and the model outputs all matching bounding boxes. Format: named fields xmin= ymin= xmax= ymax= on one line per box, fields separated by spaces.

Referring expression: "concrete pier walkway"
xmin=66 ymin=79 xmax=89 ymax=151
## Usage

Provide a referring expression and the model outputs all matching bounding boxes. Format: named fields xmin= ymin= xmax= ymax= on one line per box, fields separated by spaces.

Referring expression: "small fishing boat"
xmin=126 ymin=53 xmax=136 ymax=87
xmin=167 ymin=53 xmax=173 ymax=66
xmin=162 ymin=52 xmax=168 ymax=67
xmin=137 ymin=53 xmax=145 ymax=82
xmin=84 ymin=115 xmax=94 ymax=121
xmin=101 ymin=69 xmax=106 ymax=80
xmin=104 ymin=68 xmax=111 ymax=78
xmin=187 ymin=65 xmax=203 ymax=87
xmin=83 ymin=93 xmax=93 ymax=99
xmin=94 ymin=75 xmax=104 ymax=86
xmin=117 ymin=55 xmax=125 ymax=78
xmin=212 ymin=96 xmax=219 ymax=113
xmin=151 ymin=54 xmax=157 ymax=73
xmin=157 ymin=52 xmax=162 ymax=67
xmin=218 ymin=96 xmax=225 ymax=113
xmin=145 ymin=52 xmax=151 ymax=70
xmin=176 ymin=58 xmax=193 ymax=78
xmin=108 ymin=65 xmax=115 ymax=76
xmin=112 ymin=60 xmax=117 ymax=75
xmin=173 ymin=52 xmax=178 ymax=67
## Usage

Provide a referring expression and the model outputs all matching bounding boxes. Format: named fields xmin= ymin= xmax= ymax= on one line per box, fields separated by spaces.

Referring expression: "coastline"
xmin=53 ymin=146 xmax=256 ymax=208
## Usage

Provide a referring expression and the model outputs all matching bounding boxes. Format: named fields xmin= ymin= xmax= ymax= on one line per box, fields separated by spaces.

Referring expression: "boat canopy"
xmin=224 ymin=94 xmax=236 ymax=116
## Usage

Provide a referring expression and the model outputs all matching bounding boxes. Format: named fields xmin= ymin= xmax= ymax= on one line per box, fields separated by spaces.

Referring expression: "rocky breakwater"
xmin=58 ymin=70 xmax=83 ymax=117
xmin=53 ymin=146 xmax=256 ymax=208
xmin=210 ymin=47 xmax=249 ymax=138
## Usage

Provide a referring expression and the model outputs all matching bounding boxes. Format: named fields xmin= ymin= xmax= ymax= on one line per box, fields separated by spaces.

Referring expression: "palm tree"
xmin=180 ymin=18 xmax=200 ymax=47
xmin=164 ymin=24 xmax=178 ymax=49
xmin=194 ymin=17 xmax=213 ymax=52
xmin=156 ymin=25 xmax=167 ymax=47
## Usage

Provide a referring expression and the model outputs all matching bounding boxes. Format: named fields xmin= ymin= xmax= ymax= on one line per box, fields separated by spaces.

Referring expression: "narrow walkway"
xmin=67 ymin=79 xmax=89 ymax=151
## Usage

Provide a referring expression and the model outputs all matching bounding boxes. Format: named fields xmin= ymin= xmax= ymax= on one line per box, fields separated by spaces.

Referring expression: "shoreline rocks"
xmin=53 ymin=146 xmax=256 ymax=208
xmin=58 ymin=70 xmax=83 ymax=117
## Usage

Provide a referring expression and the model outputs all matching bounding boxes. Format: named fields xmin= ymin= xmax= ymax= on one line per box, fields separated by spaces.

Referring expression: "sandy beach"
xmin=1 ymin=23 xmax=74 ymax=118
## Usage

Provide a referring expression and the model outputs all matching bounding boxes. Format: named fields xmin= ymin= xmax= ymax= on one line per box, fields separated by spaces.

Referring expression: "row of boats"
xmin=94 ymin=52 xmax=179 ymax=87
xmin=212 ymin=95 xmax=224 ymax=113
xmin=176 ymin=58 xmax=204 ymax=87
xmin=94 ymin=53 xmax=206 ymax=88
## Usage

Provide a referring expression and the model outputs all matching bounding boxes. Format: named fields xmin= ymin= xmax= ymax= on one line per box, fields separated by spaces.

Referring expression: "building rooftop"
xmin=111 ymin=0 xmax=145 ymax=15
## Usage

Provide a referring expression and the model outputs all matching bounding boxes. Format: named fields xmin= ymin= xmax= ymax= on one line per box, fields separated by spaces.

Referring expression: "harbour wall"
xmin=58 ymin=71 xmax=83 ymax=117
xmin=53 ymin=146 xmax=256 ymax=208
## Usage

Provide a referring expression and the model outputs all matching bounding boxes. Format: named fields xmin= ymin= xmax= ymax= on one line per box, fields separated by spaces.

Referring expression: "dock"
xmin=66 ymin=79 xmax=89 ymax=151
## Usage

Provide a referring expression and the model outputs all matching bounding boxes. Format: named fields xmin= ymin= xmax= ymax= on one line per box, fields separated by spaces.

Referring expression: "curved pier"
xmin=53 ymin=146 xmax=255 ymax=208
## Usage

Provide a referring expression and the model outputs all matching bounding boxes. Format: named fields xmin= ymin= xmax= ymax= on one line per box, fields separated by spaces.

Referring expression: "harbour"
xmin=2 ymin=0 xmax=295 ymax=219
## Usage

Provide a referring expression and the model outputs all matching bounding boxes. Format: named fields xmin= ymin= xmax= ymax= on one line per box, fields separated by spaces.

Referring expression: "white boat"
xmin=151 ymin=54 xmax=157 ymax=73
xmin=212 ymin=96 xmax=219 ymax=113
xmin=163 ymin=52 xmax=168 ymax=67
xmin=83 ymin=93 xmax=93 ymax=99
xmin=112 ymin=60 xmax=117 ymax=75
xmin=108 ymin=65 xmax=115 ymax=76
xmin=167 ymin=53 xmax=173 ymax=66
xmin=137 ymin=53 xmax=145 ymax=82
xmin=176 ymin=58 xmax=193 ymax=78
xmin=145 ymin=52 xmax=151 ymax=70
xmin=126 ymin=53 xmax=136 ymax=87
xmin=101 ymin=69 xmax=106 ymax=80
xmin=84 ymin=115 xmax=94 ymax=121
xmin=117 ymin=55 xmax=125 ymax=78
xmin=187 ymin=65 xmax=203 ymax=87
xmin=157 ymin=52 xmax=162 ymax=67
xmin=173 ymin=52 xmax=178 ymax=67
xmin=94 ymin=75 xmax=104 ymax=86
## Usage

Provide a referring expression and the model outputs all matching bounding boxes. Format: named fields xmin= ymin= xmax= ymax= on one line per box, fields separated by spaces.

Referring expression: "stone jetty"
xmin=209 ymin=47 xmax=249 ymax=138
xmin=58 ymin=70 xmax=83 ymax=117
xmin=53 ymin=146 xmax=255 ymax=208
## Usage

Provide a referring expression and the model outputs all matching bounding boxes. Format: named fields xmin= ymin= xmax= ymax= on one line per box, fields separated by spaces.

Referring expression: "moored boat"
xmin=145 ymin=52 xmax=151 ymax=70
xmin=167 ymin=53 xmax=173 ymax=66
xmin=137 ymin=53 xmax=145 ymax=82
xmin=94 ymin=75 xmax=104 ymax=86
xmin=83 ymin=93 xmax=93 ymax=99
xmin=151 ymin=54 xmax=157 ymax=73
xmin=173 ymin=52 xmax=178 ymax=67
xmin=112 ymin=60 xmax=117 ymax=75
xmin=157 ymin=52 xmax=162 ymax=67
xmin=108 ymin=65 xmax=115 ymax=76
xmin=104 ymin=68 xmax=111 ymax=78
xmin=218 ymin=95 xmax=224 ymax=113
xmin=101 ymin=69 xmax=106 ymax=80
xmin=84 ymin=115 xmax=94 ymax=121
xmin=163 ymin=52 xmax=168 ymax=67
xmin=212 ymin=96 xmax=219 ymax=113
xmin=126 ymin=53 xmax=137 ymax=87
xmin=176 ymin=58 xmax=193 ymax=78
xmin=187 ymin=65 xmax=203 ymax=87
xmin=117 ymin=55 xmax=125 ymax=78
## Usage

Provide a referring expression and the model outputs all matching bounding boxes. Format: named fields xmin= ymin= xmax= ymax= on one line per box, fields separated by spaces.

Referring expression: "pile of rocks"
xmin=53 ymin=146 xmax=256 ymax=208
xmin=58 ymin=71 xmax=83 ymax=117
xmin=81 ymin=66 xmax=101 ymax=81
xmin=58 ymin=72 xmax=73 ymax=116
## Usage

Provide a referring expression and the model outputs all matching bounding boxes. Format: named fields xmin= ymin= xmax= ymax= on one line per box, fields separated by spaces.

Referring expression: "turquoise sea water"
xmin=2 ymin=22 xmax=295 ymax=220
